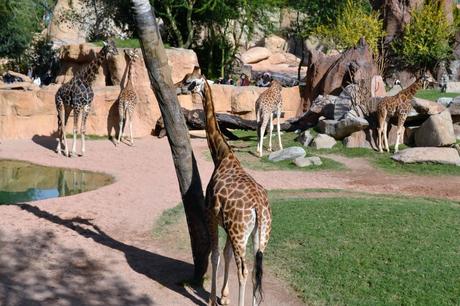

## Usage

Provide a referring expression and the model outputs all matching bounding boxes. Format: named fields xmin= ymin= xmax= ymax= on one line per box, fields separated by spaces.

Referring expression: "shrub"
xmin=396 ymin=1 xmax=453 ymax=70
xmin=313 ymin=0 xmax=385 ymax=55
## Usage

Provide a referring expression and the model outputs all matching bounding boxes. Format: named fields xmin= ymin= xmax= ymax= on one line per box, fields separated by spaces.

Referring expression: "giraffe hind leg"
xmin=70 ymin=110 xmax=80 ymax=157
xmin=257 ymin=116 xmax=269 ymax=157
xmin=276 ymin=106 xmax=283 ymax=150
xmin=209 ymin=212 xmax=220 ymax=306
xmin=56 ymin=102 xmax=64 ymax=155
xmin=220 ymin=237 xmax=232 ymax=305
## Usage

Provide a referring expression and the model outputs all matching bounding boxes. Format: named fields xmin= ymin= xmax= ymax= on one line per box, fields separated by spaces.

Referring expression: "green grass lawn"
xmin=266 ymin=190 xmax=460 ymax=305
xmin=154 ymin=189 xmax=460 ymax=305
xmin=222 ymin=130 xmax=344 ymax=172
xmin=415 ymin=89 xmax=458 ymax=101
xmin=92 ymin=38 xmax=141 ymax=48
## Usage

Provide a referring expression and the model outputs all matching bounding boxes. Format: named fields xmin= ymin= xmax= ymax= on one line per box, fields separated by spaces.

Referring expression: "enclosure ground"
xmin=0 ymin=136 xmax=460 ymax=305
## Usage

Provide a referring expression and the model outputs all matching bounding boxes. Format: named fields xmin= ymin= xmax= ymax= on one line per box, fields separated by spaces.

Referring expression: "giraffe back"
xmin=255 ymin=80 xmax=283 ymax=116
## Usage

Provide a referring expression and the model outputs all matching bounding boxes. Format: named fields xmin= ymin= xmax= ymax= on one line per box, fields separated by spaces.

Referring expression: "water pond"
xmin=0 ymin=159 xmax=113 ymax=204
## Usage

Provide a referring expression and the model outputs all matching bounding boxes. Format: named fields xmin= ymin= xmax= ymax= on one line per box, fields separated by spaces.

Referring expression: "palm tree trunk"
xmin=131 ymin=0 xmax=210 ymax=283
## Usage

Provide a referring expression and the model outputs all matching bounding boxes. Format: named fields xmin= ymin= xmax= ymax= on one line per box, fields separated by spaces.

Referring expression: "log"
xmin=0 ymin=82 xmax=38 ymax=91
xmin=155 ymin=107 xmax=320 ymax=139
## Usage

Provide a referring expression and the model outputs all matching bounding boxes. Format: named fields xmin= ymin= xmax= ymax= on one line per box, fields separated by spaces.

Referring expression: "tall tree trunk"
xmin=131 ymin=0 xmax=210 ymax=283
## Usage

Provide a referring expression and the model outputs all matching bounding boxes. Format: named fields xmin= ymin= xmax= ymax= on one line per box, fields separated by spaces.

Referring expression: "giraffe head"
xmin=124 ymin=49 xmax=139 ymax=63
xmin=179 ymin=67 xmax=206 ymax=96
xmin=101 ymin=39 xmax=119 ymax=57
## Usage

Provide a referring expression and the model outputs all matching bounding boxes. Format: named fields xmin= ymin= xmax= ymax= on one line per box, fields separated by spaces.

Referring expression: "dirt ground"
xmin=0 ymin=136 xmax=459 ymax=306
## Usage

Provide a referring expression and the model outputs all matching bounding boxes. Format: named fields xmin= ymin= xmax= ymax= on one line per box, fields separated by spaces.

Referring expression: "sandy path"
xmin=0 ymin=137 xmax=459 ymax=306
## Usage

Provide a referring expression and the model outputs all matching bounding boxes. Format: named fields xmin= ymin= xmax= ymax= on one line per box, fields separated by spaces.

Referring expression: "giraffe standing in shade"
xmin=376 ymin=74 xmax=426 ymax=153
xmin=180 ymin=74 xmax=271 ymax=306
xmin=55 ymin=40 xmax=118 ymax=157
xmin=117 ymin=49 xmax=139 ymax=146
xmin=255 ymin=79 xmax=283 ymax=157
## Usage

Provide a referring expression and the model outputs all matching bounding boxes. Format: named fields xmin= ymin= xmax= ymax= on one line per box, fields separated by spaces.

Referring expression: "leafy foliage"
xmin=0 ymin=0 xmax=55 ymax=59
xmin=395 ymin=1 xmax=453 ymax=70
xmin=313 ymin=0 xmax=385 ymax=54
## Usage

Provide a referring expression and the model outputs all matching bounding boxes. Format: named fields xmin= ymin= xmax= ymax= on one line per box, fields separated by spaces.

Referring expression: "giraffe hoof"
xmin=220 ymin=296 xmax=230 ymax=305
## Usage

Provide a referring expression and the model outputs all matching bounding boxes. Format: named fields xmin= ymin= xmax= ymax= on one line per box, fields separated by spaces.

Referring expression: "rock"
xmin=311 ymin=134 xmax=336 ymax=149
xmin=294 ymin=156 xmax=322 ymax=167
xmin=448 ymin=97 xmax=460 ymax=116
xmin=264 ymin=35 xmax=288 ymax=53
xmin=333 ymin=117 xmax=369 ymax=140
xmin=241 ymin=47 xmax=272 ymax=64
xmin=48 ymin=0 xmax=86 ymax=46
xmin=437 ymin=97 xmax=453 ymax=108
xmin=231 ymin=86 xmax=264 ymax=120
xmin=343 ymin=130 xmax=371 ymax=148
xmin=415 ymin=110 xmax=456 ymax=147
xmin=303 ymin=37 xmax=378 ymax=112
xmin=371 ymin=75 xmax=386 ymax=97
xmin=317 ymin=119 xmax=338 ymax=136
xmin=333 ymin=97 xmax=352 ymax=120
xmin=310 ymin=95 xmax=335 ymax=119
xmin=268 ymin=147 xmax=306 ymax=162
xmin=412 ymin=98 xmax=446 ymax=115
xmin=446 ymin=82 xmax=460 ymax=93
xmin=297 ymin=130 xmax=314 ymax=147
xmin=404 ymin=126 xmax=419 ymax=146
xmin=392 ymin=147 xmax=460 ymax=166
xmin=454 ymin=124 xmax=460 ymax=139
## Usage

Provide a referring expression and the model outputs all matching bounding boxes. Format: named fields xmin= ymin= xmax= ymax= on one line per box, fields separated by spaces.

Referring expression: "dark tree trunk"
xmin=131 ymin=0 xmax=210 ymax=283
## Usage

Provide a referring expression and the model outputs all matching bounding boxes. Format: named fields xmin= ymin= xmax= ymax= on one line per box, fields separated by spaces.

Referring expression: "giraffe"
xmin=376 ymin=74 xmax=426 ymax=153
xmin=179 ymin=74 xmax=272 ymax=306
xmin=117 ymin=49 xmax=139 ymax=146
xmin=55 ymin=40 xmax=118 ymax=157
xmin=255 ymin=79 xmax=283 ymax=157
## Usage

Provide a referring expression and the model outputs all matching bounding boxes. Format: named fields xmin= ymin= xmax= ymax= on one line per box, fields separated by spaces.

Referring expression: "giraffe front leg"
xmin=276 ymin=106 xmax=283 ymax=150
xmin=80 ymin=110 xmax=89 ymax=156
xmin=383 ymin=122 xmax=390 ymax=152
xmin=56 ymin=104 xmax=64 ymax=155
xmin=394 ymin=125 xmax=404 ymax=153
xmin=220 ymin=237 xmax=232 ymax=305
xmin=117 ymin=110 xmax=124 ymax=145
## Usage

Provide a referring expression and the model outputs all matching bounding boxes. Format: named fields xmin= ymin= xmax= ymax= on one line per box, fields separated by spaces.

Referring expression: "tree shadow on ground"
xmin=5 ymin=203 xmax=209 ymax=306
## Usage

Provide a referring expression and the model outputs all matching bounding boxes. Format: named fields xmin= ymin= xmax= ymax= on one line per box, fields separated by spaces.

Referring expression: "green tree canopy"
xmin=0 ymin=0 xmax=55 ymax=59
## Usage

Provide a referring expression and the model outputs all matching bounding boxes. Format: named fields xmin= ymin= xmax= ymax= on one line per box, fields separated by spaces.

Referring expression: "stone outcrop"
xmin=343 ymin=131 xmax=372 ymax=148
xmin=411 ymin=98 xmax=446 ymax=115
xmin=302 ymin=38 xmax=378 ymax=111
xmin=392 ymin=147 xmax=460 ymax=166
xmin=414 ymin=110 xmax=456 ymax=147
xmin=240 ymin=47 xmax=272 ymax=64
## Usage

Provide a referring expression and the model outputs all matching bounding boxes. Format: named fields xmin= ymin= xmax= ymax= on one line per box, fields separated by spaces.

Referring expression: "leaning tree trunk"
xmin=131 ymin=0 xmax=210 ymax=283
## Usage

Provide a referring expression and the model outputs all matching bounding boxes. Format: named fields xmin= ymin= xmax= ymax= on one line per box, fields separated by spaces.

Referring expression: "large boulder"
xmin=392 ymin=147 xmax=460 ymax=166
xmin=311 ymin=134 xmax=336 ymax=149
xmin=317 ymin=119 xmax=338 ymax=136
xmin=264 ymin=35 xmax=288 ymax=53
xmin=241 ymin=47 xmax=272 ymax=64
xmin=302 ymin=37 xmax=378 ymax=111
xmin=415 ymin=110 xmax=456 ymax=147
xmin=454 ymin=124 xmax=460 ymax=140
xmin=268 ymin=147 xmax=306 ymax=162
xmin=411 ymin=98 xmax=446 ymax=115
xmin=343 ymin=131 xmax=372 ymax=148
xmin=334 ymin=117 xmax=369 ymax=140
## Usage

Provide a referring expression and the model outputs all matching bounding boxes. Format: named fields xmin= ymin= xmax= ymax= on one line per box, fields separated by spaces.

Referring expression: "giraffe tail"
xmin=254 ymin=208 xmax=264 ymax=304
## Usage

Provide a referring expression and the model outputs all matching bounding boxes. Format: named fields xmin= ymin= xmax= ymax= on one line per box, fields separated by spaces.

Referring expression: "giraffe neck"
xmin=399 ymin=78 xmax=422 ymax=101
xmin=202 ymin=80 xmax=232 ymax=165
xmin=78 ymin=49 xmax=106 ymax=85
xmin=126 ymin=60 xmax=134 ymax=88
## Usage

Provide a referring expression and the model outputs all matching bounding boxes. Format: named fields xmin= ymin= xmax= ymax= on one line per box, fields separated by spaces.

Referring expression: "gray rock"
xmin=412 ymin=98 xmax=446 ymax=115
xmin=343 ymin=131 xmax=372 ymax=148
xmin=334 ymin=117 xmax=369 ymax=140
xmin=268 ymin=147 xmax=306 ymax=162
xmin=437 ymin=97 xmax=453 ymax=108
xmin=317 ymin=119 xmax=338 ymax=135
xmin=333 ymin=97 xmax=352 ymax=120
xmin=297 ymin=130 xmax=314 ymax=147
xmin=454 ymin=124 xmax=460 ymax=140
xmin=448 ymin=97 xmax=460 ymax=116
xmin=311 ymin=134 xmax=336 ymax=149
xmin=294 ymin=156 xmax=323 ymax=167
xmin=392 ymin=147 xmax=460 ymax=166
xmin=414 ymin=110 xmax=456 ymax=147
